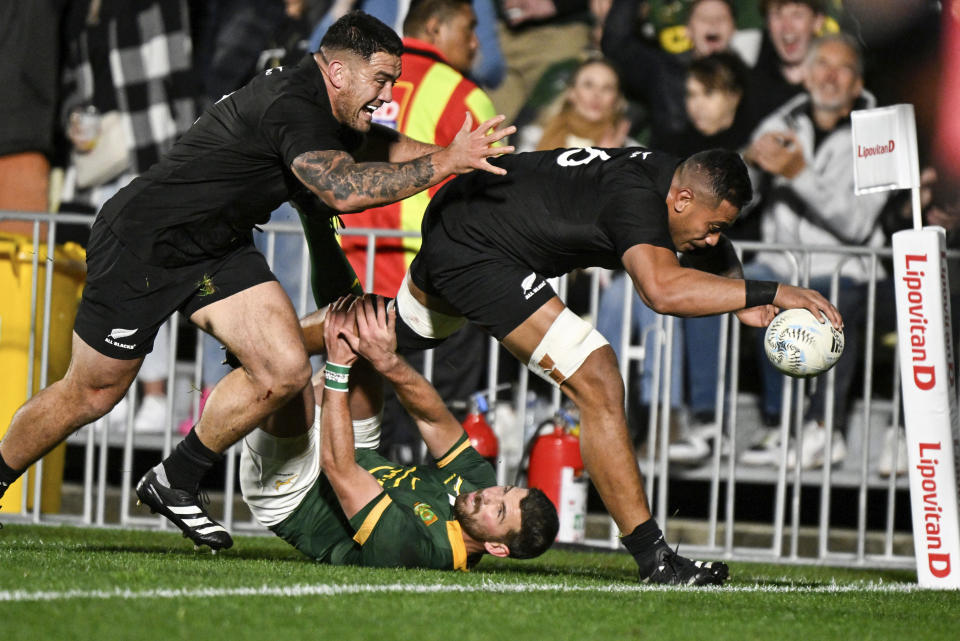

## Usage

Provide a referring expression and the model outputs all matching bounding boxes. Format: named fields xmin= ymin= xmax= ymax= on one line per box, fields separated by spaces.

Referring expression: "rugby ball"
xmin=763 ymin=308 xmax=844 ymax=378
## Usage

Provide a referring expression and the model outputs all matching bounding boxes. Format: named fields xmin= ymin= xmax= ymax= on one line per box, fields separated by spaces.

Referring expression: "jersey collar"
xmin=445 ymin=521 xmax=469 ymax=571
xmin=299 ymin=53 xmax=333 ymax=116
xmin=657 ymin=154 xmax=681 ymax=200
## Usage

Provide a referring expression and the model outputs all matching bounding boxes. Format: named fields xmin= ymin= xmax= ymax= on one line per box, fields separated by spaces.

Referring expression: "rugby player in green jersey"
xmin=239 ymin=295 xmax=558 ymax=569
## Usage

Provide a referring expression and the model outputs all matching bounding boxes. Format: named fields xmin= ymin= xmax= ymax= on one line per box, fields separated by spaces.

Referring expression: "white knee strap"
xmin=396 ymin=272 xmax=466 ymax=339
xmin=528 ymin=308 xmax=609 ymax=387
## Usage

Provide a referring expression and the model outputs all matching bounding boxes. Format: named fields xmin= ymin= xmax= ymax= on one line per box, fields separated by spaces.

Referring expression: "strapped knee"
xmin=528 ymin=308 xmax=608 ymax=386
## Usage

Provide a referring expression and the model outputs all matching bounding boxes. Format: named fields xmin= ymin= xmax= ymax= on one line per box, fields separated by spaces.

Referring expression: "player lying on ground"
xmin=239 ymin=295 xmax=558 ymax=569
xmin=298 ymin=147 xmax=842 ymax=585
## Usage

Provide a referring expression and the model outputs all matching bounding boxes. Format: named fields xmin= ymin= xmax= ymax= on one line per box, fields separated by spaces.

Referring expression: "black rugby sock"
xmin=0 ymin=452 xmax=23 ymax=500
xmin=161 ymin=428 xmax=221 ymax=491
xmin=621 ymin=518 xmax=666 ymax=576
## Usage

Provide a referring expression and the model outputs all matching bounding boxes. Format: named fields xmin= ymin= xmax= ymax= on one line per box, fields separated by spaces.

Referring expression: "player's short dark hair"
xmin=688 ymin=51 xmax=748 ymax=96
xmin=760 ymin=0 xmax=825 ymax=17
xmin=504 ymin=488 xmax=559 ymax=560
xmin=319 ymin=11 xmax=403 ymax=60
xmin=403 ymin=0 xmax=471 ymax=37
xmin=680 ymin=149 xmax=753 ymax=210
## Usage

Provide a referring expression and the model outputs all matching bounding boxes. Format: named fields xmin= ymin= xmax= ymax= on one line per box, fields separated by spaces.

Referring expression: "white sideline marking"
xmin=0 ymin=581 xmax=925 ymax=602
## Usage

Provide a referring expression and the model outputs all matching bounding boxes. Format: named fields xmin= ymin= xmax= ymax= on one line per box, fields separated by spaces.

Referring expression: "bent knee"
xmin=244 ymin=351 xmax=312 ymax=399
xmin=62 ymin=375 xmax=131 ymax=420
xmin=528 ymin=308 xmax=609 ymax=387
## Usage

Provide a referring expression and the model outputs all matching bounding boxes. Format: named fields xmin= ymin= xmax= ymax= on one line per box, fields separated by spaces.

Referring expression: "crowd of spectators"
xmin=1 ymin=0 xmax=956 ymax=477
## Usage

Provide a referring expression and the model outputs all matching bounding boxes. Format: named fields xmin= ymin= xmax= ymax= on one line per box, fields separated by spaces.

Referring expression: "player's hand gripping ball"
xmin=764 ymin=308 xmax=844 ymax=378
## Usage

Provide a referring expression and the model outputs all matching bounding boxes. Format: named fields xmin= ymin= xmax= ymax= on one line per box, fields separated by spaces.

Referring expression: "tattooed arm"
xmin=292 ymin=113 xmax=516 ymax=212
xmin=293 ymin=150 xmax=437 ymax=212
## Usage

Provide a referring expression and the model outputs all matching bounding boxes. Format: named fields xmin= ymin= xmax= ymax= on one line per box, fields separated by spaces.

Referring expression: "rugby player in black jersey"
xmin=0 ymin=12 xmax=514 ymax=550
xmin=299 ymin=146 xmax=842 ymax=584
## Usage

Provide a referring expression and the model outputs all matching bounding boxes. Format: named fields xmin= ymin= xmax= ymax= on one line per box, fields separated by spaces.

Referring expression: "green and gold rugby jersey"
xmin=270 ymin=433 xmax=495 ymax=571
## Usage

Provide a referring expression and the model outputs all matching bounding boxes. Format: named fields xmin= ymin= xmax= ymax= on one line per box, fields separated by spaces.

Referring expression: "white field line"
xmin=0 ymin=580 xmax=929 ymax=602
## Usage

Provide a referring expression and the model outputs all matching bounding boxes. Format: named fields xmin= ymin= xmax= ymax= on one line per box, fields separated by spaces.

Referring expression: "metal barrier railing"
xmin=3 ymin=210 xmax=957 ymax=569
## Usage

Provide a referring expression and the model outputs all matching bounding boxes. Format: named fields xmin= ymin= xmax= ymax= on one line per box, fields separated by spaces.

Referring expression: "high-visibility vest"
xmin=340 ymin=37 xmax=498 ymax=297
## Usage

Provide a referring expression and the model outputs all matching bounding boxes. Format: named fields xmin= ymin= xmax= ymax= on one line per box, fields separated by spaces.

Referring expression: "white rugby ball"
xmin=763 ymin=308 xmax=844 ymax=378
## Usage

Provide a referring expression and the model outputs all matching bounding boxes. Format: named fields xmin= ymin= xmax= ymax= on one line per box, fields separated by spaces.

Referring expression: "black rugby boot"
xmin=136 ymin=464 xmax=233 ymax=551
xmin=640 ymin=538 xmax=729 ymax=586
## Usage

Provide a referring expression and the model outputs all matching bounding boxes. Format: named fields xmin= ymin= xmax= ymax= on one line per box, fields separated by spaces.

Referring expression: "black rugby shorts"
xmin=74 ymin=217 xmax=276 ymax=359
xmin=408 ymin=228 xmax=556 ymax=342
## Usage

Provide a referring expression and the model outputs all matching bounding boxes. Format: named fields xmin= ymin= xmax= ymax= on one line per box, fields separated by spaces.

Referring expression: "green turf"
xmin=2 ymin=524 xmax=957 ymax=641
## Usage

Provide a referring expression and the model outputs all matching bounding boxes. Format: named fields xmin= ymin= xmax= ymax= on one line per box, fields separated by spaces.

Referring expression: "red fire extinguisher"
xmin=462 ymin=393 xmax=498 ymax=464
xmin=527 ymin=411 xmax=587 ymax=543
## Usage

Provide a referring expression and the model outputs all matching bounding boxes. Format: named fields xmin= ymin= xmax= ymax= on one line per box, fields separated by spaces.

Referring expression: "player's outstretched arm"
xmin=340 ymin=295 xmax=465 ymax=459
xmin=353 ymin=124 xmax=441 ymax=163
xmin=320 ymin=296 xmax=384 ymax=519
xmin=622 ymin=244 xmax=842 ymax=328
xmin=290 ymin=114 xmax=514 ymax=212
xmin=679 ymin=236 xmax=776 ymax=327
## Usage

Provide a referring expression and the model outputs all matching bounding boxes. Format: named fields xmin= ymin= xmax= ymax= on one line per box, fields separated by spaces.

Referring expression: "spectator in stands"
xmin=487 ymin=0 xmax=593 ymax=123
xmin=658 ymin=51 xmax=755 ymax=463
xmin=505 ymin=0 xmax=615 ymax=140
xmin=516 ymin=57 xmax=634 ymax=152
xmin=656 ymin=51 xmax=752 ymax=155
xmin=618 ymin=0 xmax=766 ymax=55
xmin=739 ymin=33 xmax=889 ymax=469
xmin=308 ymin=0 xmax=506 ymax=89
xmin=0 ymin=1 xmax=63 ymax=236
xmin=746 ymin=0 xmax=827 ymax=121
xmin=192 ymin=0 xmax=295 ymax=113
xmin=59 ymin=0 xmax=196 ymax=434
xmin=602 ymin=0 xmax=739 ymax=144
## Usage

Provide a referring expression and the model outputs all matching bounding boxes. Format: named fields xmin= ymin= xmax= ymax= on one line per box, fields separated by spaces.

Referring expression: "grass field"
xmin=2 ymin=524 xmax=958 ymax=641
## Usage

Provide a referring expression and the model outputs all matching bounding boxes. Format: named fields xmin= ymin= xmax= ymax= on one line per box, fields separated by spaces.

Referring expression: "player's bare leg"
xmin=503 ymin=295 xmax=728 ymax=585
xmin=189 ymin=281 xmax=312 ymax=451
xmin=301 ymin=306 xmax=327 ymax=355
xmin=136 ymin=281 xmax=312 ymax=550
xmin=260 ymin=343 xmax=383 ymax=440
xmin=501 ymin=297 xmax=651 ymax=531
xmin=0 ymin=333 xmax=140 ymax=487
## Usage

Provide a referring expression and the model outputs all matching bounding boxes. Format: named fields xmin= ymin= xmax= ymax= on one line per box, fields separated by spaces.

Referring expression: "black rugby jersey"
xmin=423 ymin=147 xmax=680 ymax=276
xmin=98 ymin=55 xmax=361 ymax=266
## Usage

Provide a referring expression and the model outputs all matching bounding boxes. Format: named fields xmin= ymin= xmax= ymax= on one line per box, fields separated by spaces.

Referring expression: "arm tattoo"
xmin=293 ymin=150 xmax=437 ymax=208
